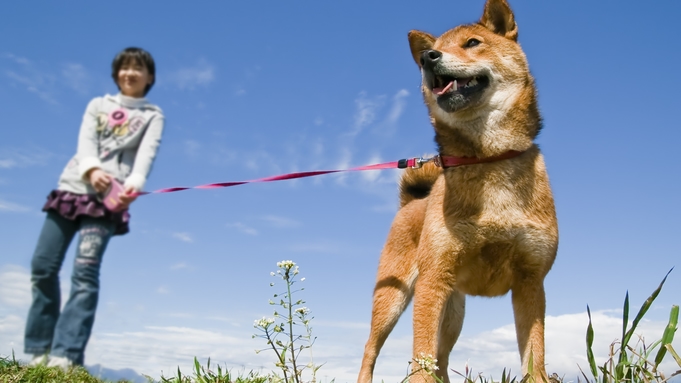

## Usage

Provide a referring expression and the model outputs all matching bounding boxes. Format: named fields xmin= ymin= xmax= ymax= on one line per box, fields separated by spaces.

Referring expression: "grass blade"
xmin=654 ymin=305 xmax=679 ymax=367
xmin=666 ymin=344 xmax=681 ymax=368
xmin=622 ymin=291 xmax=630 ymax=355
xmin=586 ymin=306 xmax=599 ymax=380
xmin=622 ymin=269 xmax=673 ymax=349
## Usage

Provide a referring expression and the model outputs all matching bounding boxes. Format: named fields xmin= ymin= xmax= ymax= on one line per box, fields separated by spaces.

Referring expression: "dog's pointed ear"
xmin=479 ymin=0 xmax=518 ymax=41
xmin=408 ymin=30 xmax=437 ymax=68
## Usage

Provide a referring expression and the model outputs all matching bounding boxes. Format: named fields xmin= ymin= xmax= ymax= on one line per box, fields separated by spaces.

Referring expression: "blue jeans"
xmin=24 ymin=211 xmax=115 ymax=365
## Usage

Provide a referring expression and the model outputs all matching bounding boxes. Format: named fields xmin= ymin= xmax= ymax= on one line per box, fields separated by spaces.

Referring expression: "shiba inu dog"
xmin=357 ymin=0 xmax=558 ymax=382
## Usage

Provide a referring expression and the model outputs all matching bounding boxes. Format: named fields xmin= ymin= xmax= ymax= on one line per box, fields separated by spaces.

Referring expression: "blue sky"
xmin=1 ymin=0 xmax=680 ymax=381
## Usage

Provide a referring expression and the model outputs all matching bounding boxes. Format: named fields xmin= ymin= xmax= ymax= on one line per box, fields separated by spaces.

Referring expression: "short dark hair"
xmin=111 ymin=47 xmax=156 ymax=96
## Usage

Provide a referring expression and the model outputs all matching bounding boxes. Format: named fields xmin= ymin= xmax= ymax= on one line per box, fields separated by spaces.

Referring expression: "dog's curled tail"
xmin=399 ymin=161 xmax=442 ymax=207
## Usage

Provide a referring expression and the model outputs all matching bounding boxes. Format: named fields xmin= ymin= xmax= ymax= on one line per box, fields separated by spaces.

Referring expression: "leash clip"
xmin=413 ymin=157 xmax=431 ymax=168
xmin=398 ymin=156 xmax=433 ymax=169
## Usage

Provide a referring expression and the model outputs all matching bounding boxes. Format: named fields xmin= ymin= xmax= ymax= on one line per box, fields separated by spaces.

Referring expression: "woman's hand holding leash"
xmin=118 ymin=185 xmax=139 ymax=209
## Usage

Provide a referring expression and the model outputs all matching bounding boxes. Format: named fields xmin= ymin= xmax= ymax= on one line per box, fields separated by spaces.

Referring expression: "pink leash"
xmin=138 ymin=157 xmax=428 ymax=196
xmin=136 ymin=150 xmax=524 ymax=196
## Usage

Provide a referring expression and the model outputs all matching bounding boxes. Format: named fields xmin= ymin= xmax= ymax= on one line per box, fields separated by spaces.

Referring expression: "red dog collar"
xmin=434 ymin=150 xmax=525 ymax=168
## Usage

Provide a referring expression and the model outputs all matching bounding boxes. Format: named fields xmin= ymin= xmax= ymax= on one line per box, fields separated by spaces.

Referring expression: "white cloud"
xmin=2 ymin=54 xmax=93 ymax=104
xmin=385 ymin=89 xmax=409 ymax=125
xmin=350 ymin=91 xmax=386 ymax=137
xmin=172 ymin=232 xmax=193 ymax=243
xmin=227 ymin=222 xmax=258 ymax=236
xmin=331 ymin=89 xmax=409 ymax=181
xmin=373 ymin=89 xmax=410 ymax=137
xmin=287 ymin=242 xmax=342 ymax=254
xmin=0 ymin=145 xmax=53 ymax=169
xmin=1 ymin=54 xmax=95 ymax=103
xmin=360 ymin=154 xmax=385 ymax=183
xmin=0 ymin=265 xmax=31 ymax=308
xmin=439 ymin=310 xmax=681 ymax=380
xmin=0 ymin=198 xmax=30 ymax=213
xmin=3 ymin=53 xmax=30 ymax=65
xmin=260 ymin=215 xmax=300 ymax=228
xmin=61 ymin=63 xmax=91 ymax=94
xmin=0 ymin=314 xmax=24 ymax=361
xmin=1 ymin=296 xmax=679 ymax=383
xmin=84 ymin=326 xmax=269 ymax=378
xmin=4 ymin=69 xmax=58 ymax=105
xmin=170 ymin=262 xmax=189 ymax=271
xmin=183 ymin=140 xmax=202 ymax=158
xmin=165 ymin=60 xmax=215 ymax=90
xmin=0 ymin=159 xmax=16 ymax=168
xmin=0 ymin=314 xmax=23 ymax=336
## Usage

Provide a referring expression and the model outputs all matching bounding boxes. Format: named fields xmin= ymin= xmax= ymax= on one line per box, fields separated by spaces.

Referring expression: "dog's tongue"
xmin=433 ymin=81 xmax=455 ymax=96
xmin=433 ymin=78 xmax=473 ymax=95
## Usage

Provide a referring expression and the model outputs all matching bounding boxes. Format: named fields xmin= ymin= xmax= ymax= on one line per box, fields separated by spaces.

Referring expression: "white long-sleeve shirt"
xmin=57 ymin=93 xmax=165 ymax=194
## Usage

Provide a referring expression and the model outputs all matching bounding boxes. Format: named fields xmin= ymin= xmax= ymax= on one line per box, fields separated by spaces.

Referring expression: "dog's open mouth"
xmin=424 ymin=72 xmax=490 ymax=112
xmin=430 ymin=75 xmax=489 ymax=96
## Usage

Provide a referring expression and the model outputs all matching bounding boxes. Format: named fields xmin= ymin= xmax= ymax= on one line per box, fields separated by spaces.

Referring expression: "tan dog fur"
xmin=357 ymin=1 xmax=558 ymax=382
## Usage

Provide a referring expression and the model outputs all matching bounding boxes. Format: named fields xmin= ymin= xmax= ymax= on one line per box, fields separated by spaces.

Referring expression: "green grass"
xmin=0 ymin=351 xmax=125 ymax=383
xmin=0 ymin=354 xmax=270 ymax=383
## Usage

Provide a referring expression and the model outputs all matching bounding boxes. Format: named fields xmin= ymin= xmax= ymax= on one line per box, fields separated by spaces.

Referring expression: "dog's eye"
xmin=465 ymin=39 xmax=481 ymax=48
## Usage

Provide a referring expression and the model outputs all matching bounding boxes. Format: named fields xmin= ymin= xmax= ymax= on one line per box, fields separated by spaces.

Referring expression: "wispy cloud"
xmin=2 ymin=53 xmax=94 ymax=104
xmin=172 ymin=232 xmax=193 ymax=243
xmin=227 ymin=222 xmax=258 ymax=236
xmin=287 ymin=242 xmax=342 ymax=254
xmin=0 ymin=265 xmax=32 ymax=308
xmin=165 ymin=60 xmax=215 ymax=90
xmin=4 ymin=53 xmax=30 ymax=65
xmin=2 ymin=53 xmax=58 ymax=105
xmin=331 ymin=89 xmax=410 ymax=187
xmin=260 ymin=215 xmax=300 ymax=228
xmin=61 ymin=62 xmax=92 ymax=94
xmin=170 ymin=262 xmax=189 ymax=270
xmin=5 ymin=69 xmax=58 ymax=104
xmin=0 ymin=198 xmax=30 ymax=213
xmin=375 ymin=89 xmax=410 ymax=137
xmin=349 ymin=91 xmax=386 ymax=137
xmin=0 ymin=146 xmax=53 ymax=169
xmin=352 ymin=89 xmax=409 ymax=137
xmin=385 ymin=89 xmax=409 ymax=125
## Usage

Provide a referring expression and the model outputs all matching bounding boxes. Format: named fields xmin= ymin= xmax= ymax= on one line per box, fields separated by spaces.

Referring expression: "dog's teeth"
xmin=462 ymin=78 xmax=478 ymax=88
xmin=454 ymin=79 xmax=458 ymax=90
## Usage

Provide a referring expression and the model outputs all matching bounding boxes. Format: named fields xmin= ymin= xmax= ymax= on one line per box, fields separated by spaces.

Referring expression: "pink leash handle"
xmin=136 ymin=157 xmax=428 ymax=197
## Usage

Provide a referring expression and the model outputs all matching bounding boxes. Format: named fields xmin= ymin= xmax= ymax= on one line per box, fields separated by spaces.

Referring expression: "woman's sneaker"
xmin=28 ymin=354 xmax=48 ymax=367
xmin=46 ymin=355 xmax=74 ymax=370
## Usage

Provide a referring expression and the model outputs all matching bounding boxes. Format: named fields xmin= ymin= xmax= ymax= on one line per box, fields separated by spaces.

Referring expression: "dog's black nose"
xmin=420 ymin=50 xmax=442 ymax=68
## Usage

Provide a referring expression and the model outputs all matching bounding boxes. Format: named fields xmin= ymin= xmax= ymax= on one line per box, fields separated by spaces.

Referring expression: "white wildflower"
xmin=277 ymin=260 xmax=296 ymax=270
xmin=254 ymin=317 xmax=275 ymax=328
xmin=415 ymin=353 xmax=439 ymax=373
